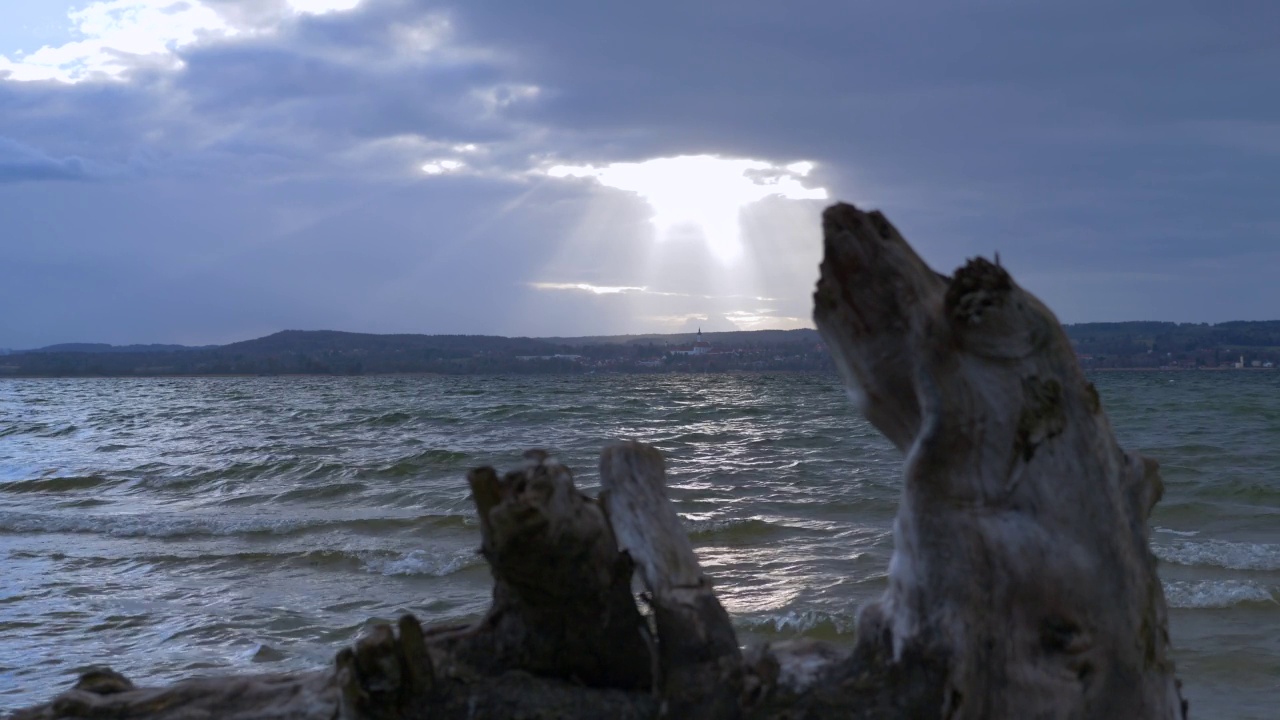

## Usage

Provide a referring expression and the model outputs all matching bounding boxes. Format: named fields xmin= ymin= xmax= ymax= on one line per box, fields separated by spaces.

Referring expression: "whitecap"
xmin=1163 ymin=580 xmax=1276 ymax=609
xmin=361 ymin=550 xmax=479 ymax=577
xmin=1155 ymin=539 xmax=1280 ymax=571
xmin=740 ymin=609 xmax=856 ymax=635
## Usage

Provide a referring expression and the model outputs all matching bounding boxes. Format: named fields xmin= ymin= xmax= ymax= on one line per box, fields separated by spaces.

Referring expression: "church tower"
xmin=692 ymin=327 xmax=711 ymax=355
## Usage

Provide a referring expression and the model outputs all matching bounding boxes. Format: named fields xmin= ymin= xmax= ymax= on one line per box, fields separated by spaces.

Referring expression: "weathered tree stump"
xmin=8 ymin=203 xmax=1186 ymax=720
xmin=808 ymin=203 xmax=1185 ymax=719
xmin=435 ymin=451 xmax=653 ymax=689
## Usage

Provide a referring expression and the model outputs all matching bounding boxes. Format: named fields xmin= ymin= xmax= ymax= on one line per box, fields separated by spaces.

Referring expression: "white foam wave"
xmin=740 ymin=609 xmax=856 ymax=635
xmin=361 ymin=550 xmax=480 ymax=577
xmin=1163 ymin=580 xmax=1276 ymax=609
xmin=1155 ymin=539 xmax=1280 ymax=571
xmin=680 ymin=515 xmax=779 ymax=537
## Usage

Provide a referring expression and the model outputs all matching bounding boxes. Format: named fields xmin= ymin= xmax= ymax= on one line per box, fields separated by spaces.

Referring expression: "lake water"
xmin=1 ymin=372 xmax=1277 ymax=717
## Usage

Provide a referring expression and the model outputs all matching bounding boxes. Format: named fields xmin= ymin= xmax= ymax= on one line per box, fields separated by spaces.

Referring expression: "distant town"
xmin=1066 ymin=321 xmax=1280 ymax=370
xmin=1 ymin=321 xmax=1278 ymax=377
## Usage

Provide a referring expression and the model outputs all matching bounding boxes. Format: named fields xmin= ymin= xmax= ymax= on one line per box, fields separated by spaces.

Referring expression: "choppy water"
xmin=1 ymin=372 xmax=1277 ymax=717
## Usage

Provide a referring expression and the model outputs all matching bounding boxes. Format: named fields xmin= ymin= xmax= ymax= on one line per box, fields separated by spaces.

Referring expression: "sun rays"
xmin=545 ymin=155 xmax=827 ymax=263
xmin=515 ymin=154 xmax=829 ymax=334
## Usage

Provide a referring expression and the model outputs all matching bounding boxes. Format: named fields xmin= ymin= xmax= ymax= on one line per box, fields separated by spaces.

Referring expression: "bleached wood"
xmin=600 ymin=441 xmax=744 ymax=719
xmin=812 ymin=202 xmax=1186 ymax=719
xmin=599 ymin=442 xmax=703 ymax=594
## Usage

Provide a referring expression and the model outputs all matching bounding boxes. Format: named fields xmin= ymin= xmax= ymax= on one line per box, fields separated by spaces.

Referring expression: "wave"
xmin=737 ymin=609 xmax=857 ymax=639
xmin=121 ymin=454 xmax=488 ymax=491
xmin=39 ymin=424 xmax=79 ymax=438
xmin=128 ymin=459 xmax=354 ymax=488
xmin=1192 ymin=479 xmax=1280 ymax=503
xmin=360 ymin=549 xmax=482 ymax=577
xmin=477 ymin=403 xmax=536 ymax=420
xmin=1163 ymin=580 xmax=1276 ymax=609
xmin=366 ymin=411 xmax=413 ymax=426
xmin=214 ymin=547 xmax=481 ymax=577
xmin=1155 ymin=539 xmax=1280 ymax=571
xmin=21 ymin=547 xmax=482 ymax=579
xmin=0 ymin=423 xmax=38 ymax=438
xmin=1153 ymin=526 xmax=1199 ymax=537
xmin=0 ymin=475 xmax=115 ymax=493
xmin=739 ymin=582 xmax=1276 ymax=629
xmin=0 ymin=510 xmax=471 ymax=539
xmin=683 ymin=517 xmax=780 ymax=540
xmin=375 ymin=449 xmax=471 ymax=477
xmin=248 ymin=644 xmax=287 ymax=663
xmin=271 ymin=482 xmax=368 ymax=502
xmin=55 ymin=498 xmax=115 ymax=508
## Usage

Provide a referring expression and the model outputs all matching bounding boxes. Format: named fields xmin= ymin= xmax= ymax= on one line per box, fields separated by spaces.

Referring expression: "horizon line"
xmin=8 ymin=319 xmax=1280 ymax=352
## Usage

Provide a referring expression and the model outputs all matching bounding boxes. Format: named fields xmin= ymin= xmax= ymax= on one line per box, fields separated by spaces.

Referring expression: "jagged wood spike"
xmin=600 ymin=441 xmax=744 ymax=720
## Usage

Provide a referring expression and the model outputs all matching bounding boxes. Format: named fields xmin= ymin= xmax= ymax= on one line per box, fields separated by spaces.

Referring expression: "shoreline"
xmin=0 ymin=369 xmax=834 ymax=380
xmin=3 ymin=367 xmax=1277 ymax=379
xmin=1088 ymin=366 xmax=1277 ymax=372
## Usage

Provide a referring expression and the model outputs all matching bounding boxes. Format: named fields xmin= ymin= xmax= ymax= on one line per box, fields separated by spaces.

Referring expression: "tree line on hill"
xmin=0 ymin=329 xmax=831 ymax=376
xmin=1064 ymin=320 xmax=1280 ymax=368
xmin=1 ymin=322 xmax=1277 ymax=377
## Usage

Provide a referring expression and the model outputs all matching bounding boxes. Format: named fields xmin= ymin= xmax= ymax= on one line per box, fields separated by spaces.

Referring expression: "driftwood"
xmin=600 ymin=442 xmax=743 ymax=718
xmin=9 ymin=203 xmax=1186 ymax=719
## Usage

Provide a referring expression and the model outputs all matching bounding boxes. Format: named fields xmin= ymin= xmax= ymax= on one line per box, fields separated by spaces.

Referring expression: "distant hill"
xmin=0 ymin=328 xmax=830 ymax=377
xmin=222 ymin=330 xmax=558 ymax=356
xmin=19 ymin=342 xmax=212 ymax=354
xmin=3 ymin=322 xmax=1278 ymax=377
xmin=1062 ymin=321 xmax=1280 ymax=353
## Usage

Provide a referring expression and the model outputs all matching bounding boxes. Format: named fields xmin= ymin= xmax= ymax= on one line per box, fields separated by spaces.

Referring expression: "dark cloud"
xmin=0 ymin=137 xmax=91 ymax=182
xmin=0 ymin=0 xmax=1277 ymax=346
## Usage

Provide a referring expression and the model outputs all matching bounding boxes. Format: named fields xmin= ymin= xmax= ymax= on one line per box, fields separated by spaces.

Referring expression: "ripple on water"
xmin=1163 ymin=580 xmax=1278 ymax=609
xmin=374 ymin=449 xmax=471 ymax=477
xmin=737 ymin=609 xmax=857 ymax=641
xmin=0 ymin=510 xmax=470 ymax=539
xmin=1156 ymin=539 xmax=1280 ymax=572
xmin=0 ymin=372 xmax=1277 ymax=718
xmin=0 ymin=475 xmax=115 ymax=493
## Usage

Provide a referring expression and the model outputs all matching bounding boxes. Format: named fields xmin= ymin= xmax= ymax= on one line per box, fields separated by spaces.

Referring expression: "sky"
xmin=0 ymin=0 xmax=1277 ymax=348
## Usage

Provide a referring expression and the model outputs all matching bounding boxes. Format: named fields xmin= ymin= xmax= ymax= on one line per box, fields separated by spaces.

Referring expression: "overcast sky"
xmin=1 ymin=0 xmax=1276 ymax=347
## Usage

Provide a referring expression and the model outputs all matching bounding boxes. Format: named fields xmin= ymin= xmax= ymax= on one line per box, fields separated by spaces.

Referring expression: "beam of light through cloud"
xmin=644 ymin=312 xmax=811 ymax=332
xmin=421 ymin=159 xmax=465 ymax=175
xmin=722 ymin=310 xmax=809 ymax=331
xmin=531 ymin=282 xmax=647 ymax=295
xmin=286 ymin=0 xmax=363 ymax=15
xmin=2 ymin=0 xmax=1276 ymax=349
xmin=544 ymin=155 xmax=828 ymax=262
xmin=0 ymin=0 xmax=365 ymax=83
xmin=530 ymin=282 xmax=776 ymax=302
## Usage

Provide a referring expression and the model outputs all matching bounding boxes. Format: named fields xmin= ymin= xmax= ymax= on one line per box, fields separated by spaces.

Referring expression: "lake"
xmin=1 ymin=372 xmax=1277 ymax=717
